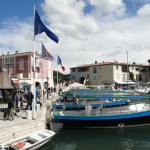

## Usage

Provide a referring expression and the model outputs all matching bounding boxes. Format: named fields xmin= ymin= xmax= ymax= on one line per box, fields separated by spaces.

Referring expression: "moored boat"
xmin=52 ymin=99 xmax=130 ymax=110
xmin=0 ymin=129 xmax=55 ymax=150
xmin=51 ymin=101 xmax=150 ymax=128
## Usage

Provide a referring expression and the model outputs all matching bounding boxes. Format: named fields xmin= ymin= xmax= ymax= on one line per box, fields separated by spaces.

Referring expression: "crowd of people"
xmin=4 ymin=89 xmax=43 ymax=121
xmin=3 ymin=81 xmax=74 ymax=121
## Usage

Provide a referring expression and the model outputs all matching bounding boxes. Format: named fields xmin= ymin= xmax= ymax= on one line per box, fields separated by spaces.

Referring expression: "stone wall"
xmin=0 ymin=119 xmax=45 ymax=144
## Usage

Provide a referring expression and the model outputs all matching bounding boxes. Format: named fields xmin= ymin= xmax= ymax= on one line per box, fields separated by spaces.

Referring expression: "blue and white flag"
xmin=34 ymin=9 xmax=59 ymax=43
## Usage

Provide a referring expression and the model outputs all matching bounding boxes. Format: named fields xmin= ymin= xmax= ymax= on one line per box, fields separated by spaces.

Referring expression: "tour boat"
xmin=52 ymin=99 xmax=130 ymax=110
xmin=0 ymin=129 xmax=55 ymax=150
xmin=51 ymin=101 xmax=150 ymax=128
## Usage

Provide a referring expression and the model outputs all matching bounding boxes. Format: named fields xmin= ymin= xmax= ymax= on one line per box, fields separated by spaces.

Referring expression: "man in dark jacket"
xmin=25 ymin=91 xmax=33 ymax=110
xmin=5 ymin=98 xmax=14 ymax=121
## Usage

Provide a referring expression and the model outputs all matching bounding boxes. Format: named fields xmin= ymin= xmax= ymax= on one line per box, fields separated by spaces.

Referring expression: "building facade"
xmin=70 ymin=61 xmax=150 ymax=85
xmin=0 ymin=51 xmax=54 ymax=92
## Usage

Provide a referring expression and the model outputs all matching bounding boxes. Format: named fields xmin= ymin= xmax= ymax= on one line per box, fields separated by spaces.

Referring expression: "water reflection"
xmin=40 ymin=125 xmax=150 ymax=150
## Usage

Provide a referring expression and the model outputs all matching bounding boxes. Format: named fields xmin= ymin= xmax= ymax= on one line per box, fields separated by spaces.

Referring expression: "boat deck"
xmin=61 ymin=103 xmax=150 ymax=116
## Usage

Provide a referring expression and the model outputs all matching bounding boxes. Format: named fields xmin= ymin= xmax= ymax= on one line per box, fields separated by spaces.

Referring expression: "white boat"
xmin=0 ymin=129 xmax=55 ymax=150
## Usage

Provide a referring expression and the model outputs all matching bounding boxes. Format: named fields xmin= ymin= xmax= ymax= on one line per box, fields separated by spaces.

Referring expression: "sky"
xmin=1 ymin=0 xmax=150 ymax=74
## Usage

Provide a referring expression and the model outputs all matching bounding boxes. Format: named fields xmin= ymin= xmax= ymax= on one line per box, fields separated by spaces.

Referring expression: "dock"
xmin=0 ymin=96 xmax=57 ymax=144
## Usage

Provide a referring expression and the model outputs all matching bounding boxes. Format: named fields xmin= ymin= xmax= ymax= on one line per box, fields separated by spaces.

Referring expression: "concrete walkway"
xmin=0 ymin=96 xmax=58 ymax=144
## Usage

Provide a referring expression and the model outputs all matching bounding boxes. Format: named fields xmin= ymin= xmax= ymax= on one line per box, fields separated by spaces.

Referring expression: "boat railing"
xmin=101 ymin=100 xmax=150 ymax=116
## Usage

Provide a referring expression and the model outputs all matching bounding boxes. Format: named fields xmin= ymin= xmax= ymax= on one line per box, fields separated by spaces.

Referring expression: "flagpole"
xmin=33 ymin=4 xmax=36 ymax=119
xmin=56 ymin=54 xmax=59 ymax=96
xmin=41 ymin=41 xmax=44 ymax=103
xmin=34 ymin=6 xmax=59 ymax=98
xmin=1 ymin=49 xmax=3 ymax=69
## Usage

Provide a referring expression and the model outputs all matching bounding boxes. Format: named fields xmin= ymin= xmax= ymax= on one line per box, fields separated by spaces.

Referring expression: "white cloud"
xmin=42 ymin=0 xmax=100 ymax=39
xmin=89 ymin=0 xmax=126 ymax=17
xmin=0 ymin=19 xmax=33 ymax=53
xmin=137 ymin=4 xmax=150 ymax=16
xmin=0 ymin=0 xmax=150 ymax=74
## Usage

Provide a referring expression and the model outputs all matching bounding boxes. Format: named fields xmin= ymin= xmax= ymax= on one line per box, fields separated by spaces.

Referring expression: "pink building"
xmin=0 ymin=51 xmax=54 ymax=92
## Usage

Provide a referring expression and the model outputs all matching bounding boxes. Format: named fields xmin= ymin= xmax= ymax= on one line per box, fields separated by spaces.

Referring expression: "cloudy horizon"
xmin=0 ymin=0 xmax=150 ymax=74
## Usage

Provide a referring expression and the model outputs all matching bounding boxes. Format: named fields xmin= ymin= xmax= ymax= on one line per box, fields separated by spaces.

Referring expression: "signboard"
xmin=0 ymin=104 xmax=8 ymax=108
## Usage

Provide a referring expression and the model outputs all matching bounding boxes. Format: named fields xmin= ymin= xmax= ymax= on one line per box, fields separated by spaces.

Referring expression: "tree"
xmin=148 ymin=59 xmax=150 ymax=64
xmin=85 ymin=81 xmax=91 ymax=85
xmin=53 ymin=70 xmax=64 ymax=84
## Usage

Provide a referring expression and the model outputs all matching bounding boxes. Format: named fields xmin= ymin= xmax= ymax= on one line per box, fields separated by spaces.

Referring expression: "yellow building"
xmin=70 ymin=61 xmax=150 ymax=85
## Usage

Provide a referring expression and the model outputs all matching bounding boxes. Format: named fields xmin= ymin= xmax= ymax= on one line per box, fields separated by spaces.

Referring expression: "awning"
xmin=0 ymin=70 xmax=15 ymax=89
xmin=114 ymin=81 xmax=139 ymax=85
xmin=18 ymin=82 xmax=31 ymax=86
xmin=12 ymin=78 xmax=19 ymax=84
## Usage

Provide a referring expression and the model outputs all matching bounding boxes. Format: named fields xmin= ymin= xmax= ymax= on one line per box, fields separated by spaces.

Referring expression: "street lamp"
xmin=46 ymin=77 xmax=49 ymax=99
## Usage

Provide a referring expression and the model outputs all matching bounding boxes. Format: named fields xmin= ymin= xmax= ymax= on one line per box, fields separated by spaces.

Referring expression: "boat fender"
xmin=118 ymin=123 xmax=124 ymax=128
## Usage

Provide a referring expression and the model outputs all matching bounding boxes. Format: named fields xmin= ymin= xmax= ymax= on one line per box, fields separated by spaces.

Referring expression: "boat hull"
xmin=53 ymin=111 xmax=150 ymax=128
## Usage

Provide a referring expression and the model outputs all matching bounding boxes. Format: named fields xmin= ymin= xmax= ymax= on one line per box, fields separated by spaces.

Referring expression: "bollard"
xmin=26 ymin=110 xmax=32 ymax=120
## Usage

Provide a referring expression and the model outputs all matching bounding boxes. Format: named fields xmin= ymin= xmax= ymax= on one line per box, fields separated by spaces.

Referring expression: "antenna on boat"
xmin=126 ymin=51 xmax=129 ymax=88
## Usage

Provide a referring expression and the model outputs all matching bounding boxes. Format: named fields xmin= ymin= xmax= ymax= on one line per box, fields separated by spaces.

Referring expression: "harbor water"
xmin=39 ymin=123 xmax=150 ymax=150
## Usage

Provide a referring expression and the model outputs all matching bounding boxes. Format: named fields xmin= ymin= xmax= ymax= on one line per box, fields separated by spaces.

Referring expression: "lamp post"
xmin=46 ymin=77 xmax=49 ymax=99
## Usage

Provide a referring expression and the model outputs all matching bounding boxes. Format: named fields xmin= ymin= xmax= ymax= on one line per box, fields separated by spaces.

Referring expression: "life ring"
xmin=16 ymin=142 xmax=25 ymax=148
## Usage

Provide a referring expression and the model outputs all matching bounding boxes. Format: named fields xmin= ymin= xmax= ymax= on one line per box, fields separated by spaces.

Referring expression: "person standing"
xmin=5 ymin=98 xmax=14 ymax=121
xmin=11 ymin=90 xmax=18 ymax=118
xmin=15 ymin=91 xmax=20 ymax=112
xmin=25 ymin=91 xmax=33 ymax=110
xmin=19 ymin=91 xmax=24 ymax=109
xmin=63 ymin=95 xmax=67 ymax=105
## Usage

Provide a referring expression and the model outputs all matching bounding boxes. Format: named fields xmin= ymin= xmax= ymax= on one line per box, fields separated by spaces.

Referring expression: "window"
xmin=93 ymin=67 xmax=97 ymax=73
xmin=78 ymin=67 xmax=89 ymax=72
xmin=72 ymin=75 xmax=75 ymax=79
xmin=10 ymin=57 xmax=13 ymax=63
xmin=116 ymin=66 xmax=118 ymax=70
xmin=5 ymin=58 xmax=8 ymax=64
xmin=19 ymin=59 xmax=24 ymax=70
xmin=72 ymin=68 xmax=76 ymax=72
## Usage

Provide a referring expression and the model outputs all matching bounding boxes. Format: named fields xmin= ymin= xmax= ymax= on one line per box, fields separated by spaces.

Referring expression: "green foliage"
xmin=53 ymin=70 xmax=64 ymax=84
xmin=85 ymin=81 xmax=91 ymax=85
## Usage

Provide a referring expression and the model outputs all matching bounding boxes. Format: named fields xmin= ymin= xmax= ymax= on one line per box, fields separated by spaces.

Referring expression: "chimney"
xmin=7 ymin=52 xmax=9 ymax=55
xmin=95 ymin=61 xmax=97 ymax=64
xmin=15 ymin=51 xmax=19 ymax=54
